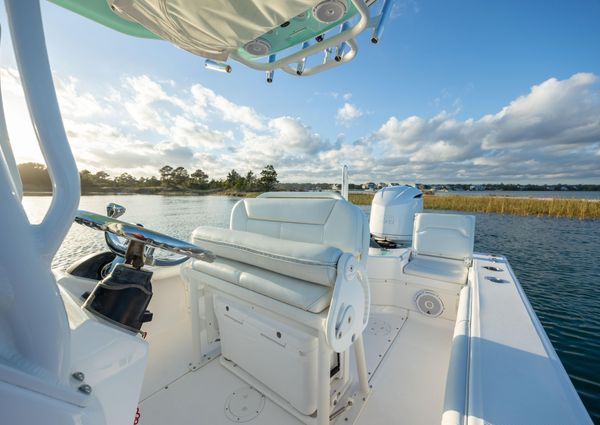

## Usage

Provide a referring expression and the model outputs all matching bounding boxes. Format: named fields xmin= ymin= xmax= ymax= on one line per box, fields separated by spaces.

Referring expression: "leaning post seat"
xmin=403 ymin=213 xmax=476 ymax=285
xmin=181 ymin=192 xmax=370 ymax=424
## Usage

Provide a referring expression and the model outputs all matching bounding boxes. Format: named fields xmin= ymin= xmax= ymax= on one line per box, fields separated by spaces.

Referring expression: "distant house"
xmin=362 ymin=182 xmax=377 ymax=191
xmin=469 ymin=185 xmax=484 ymax=191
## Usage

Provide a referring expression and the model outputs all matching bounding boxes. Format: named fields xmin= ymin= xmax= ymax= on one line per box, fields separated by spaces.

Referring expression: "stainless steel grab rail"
xmin=75 ymin=210 xmax=216 ymax=262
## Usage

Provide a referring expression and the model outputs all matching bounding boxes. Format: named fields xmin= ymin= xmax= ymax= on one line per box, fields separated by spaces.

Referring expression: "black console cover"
xmin=82 ymin=263 xmax=153 ymax=332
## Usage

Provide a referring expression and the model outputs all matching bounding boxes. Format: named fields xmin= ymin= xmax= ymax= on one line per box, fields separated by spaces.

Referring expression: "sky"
xmin=1 ymin=0 xmax=600 ymax=184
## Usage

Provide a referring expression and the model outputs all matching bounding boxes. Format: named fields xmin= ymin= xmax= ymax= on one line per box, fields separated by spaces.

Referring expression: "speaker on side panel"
xmin=414 ymin=290 xmax=444 ymax=318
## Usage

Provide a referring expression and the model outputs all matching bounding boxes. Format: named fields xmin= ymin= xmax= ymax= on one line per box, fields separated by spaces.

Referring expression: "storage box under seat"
xmin=214 ymin=295 xmax=319 ymax=415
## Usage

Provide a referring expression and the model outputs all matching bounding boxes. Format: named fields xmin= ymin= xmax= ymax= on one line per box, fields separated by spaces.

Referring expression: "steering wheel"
xmin=74 ymin=210 xmax=215 ymax=268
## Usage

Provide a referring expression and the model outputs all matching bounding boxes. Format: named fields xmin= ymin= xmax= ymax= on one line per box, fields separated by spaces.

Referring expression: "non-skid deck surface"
xmin=139 ymin=308 xmax=453 ymax=425
xmin=138 ymin=356 xmax=303 ymax=425
xmin=355 ymin=311 xmax=454 ymax=425
xmin=361 ymin=306 xmax=408 ymax=382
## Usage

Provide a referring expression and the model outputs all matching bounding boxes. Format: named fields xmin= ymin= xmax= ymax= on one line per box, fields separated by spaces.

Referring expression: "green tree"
xmin=114 ymin=172 xmax=136 ymax=187
xmin=171 ymin=166 xmax=189 ymax=187
xmin=94 ymin=170 xmax=110 ymax=187
xmin=80 ymin=169 xmax=99 ymax=190
xmin=159 ymin=165 xmax=174 ymax=187
xmin=226 ymin=169 xmax=242 ymax=189
xmin=259 ymin=165 xmax=278 ymax=191
xmin=244 ymin=170 xmax=256 ymax=191
xmin=208 ymin=178 xmax=223 ymax=189
xmin=190 ymin=169 xmax=209 ymax=188
xmin=144 ymin=176 xmax=160 ymax=187
xmin=17 ymin=162 xmax=51 ymax=191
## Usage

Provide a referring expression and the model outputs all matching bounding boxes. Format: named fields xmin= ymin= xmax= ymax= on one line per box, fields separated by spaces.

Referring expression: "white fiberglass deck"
xmin=52 ymin=247 xmax=593 ymax=425
xmin=138 ymin=307 xmax=453 ymax=425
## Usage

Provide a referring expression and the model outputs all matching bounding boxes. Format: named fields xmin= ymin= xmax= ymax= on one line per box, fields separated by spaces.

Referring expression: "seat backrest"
xmin=230 ymin=192 xmax=369 ymax=262
xmin=412 ymin=213 xmax=475 ymax=261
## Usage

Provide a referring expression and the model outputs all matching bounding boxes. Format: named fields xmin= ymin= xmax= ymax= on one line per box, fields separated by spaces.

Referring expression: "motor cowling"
xmin=369 ymin=186 xmax=423 ymax=247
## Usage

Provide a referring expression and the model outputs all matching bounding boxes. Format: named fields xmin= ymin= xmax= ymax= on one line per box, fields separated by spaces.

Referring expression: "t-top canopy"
xmin=50 ymin=0 xmax=394 ymax=78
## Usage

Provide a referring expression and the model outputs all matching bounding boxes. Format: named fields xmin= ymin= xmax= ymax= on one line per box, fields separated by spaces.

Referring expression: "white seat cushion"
xmin=192 ymin=226 xmax=342 ymax=287
xmin=230 ymin=195 xmax=369 ymax=264
xmin=403 ymin=213 xmax=475 ymax=285
xmin=413 ymin=213 xmax=475 ymax=261
xmin=191 ymin=257 xmax=332 ymax=313
xmin=403 ymin=256 xmax=469 ymax=285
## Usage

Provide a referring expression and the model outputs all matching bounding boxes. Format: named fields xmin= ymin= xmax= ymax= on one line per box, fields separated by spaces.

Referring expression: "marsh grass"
xmin=349 ymin=193 xmax=600 ymax=220
xmin=349 ymin=193 xmax=377 ymax=205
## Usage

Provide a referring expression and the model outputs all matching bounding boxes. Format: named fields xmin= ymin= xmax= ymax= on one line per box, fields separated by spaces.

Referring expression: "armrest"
xmin=192 ymin=226 xmax=343 ymax=286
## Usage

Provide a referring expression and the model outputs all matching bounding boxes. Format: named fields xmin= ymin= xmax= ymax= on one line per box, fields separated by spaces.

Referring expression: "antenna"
xmin=341 ymin=165 xmax=349 ymax=200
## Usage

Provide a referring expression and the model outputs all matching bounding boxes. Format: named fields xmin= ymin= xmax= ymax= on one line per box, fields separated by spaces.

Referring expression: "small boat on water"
xmin=0 ymin=1 xmax=593 ymax=424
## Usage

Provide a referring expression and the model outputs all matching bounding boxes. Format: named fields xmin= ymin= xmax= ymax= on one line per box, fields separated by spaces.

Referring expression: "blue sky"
xmin=1 ymin=0 xmax=600 ymax=183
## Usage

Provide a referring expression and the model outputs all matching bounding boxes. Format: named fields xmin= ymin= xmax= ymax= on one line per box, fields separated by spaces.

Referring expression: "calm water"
xmin=23 ymin=195 xmax=600 ymax=422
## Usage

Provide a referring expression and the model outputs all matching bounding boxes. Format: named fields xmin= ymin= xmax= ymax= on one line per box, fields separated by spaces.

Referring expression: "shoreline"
xmin=349 ymin=194 xmax=600 ymax=220
xmin=22 ymin=190 xmax=600 ymax=220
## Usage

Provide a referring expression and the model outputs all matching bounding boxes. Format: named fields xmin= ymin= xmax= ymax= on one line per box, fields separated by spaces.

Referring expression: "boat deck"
xmin=138 ymin=306 xmax=454 ymax=425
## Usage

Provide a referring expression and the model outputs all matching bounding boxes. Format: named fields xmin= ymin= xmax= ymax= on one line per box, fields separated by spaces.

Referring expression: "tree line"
xmin=17 ymin=162 xmax=279 ymax=192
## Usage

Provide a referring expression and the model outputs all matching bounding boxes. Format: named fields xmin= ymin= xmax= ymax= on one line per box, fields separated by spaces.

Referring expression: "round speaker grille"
xmin=415 ymin=290 xmax=444 ymax=317
xmin=313 ymin=0 xmax=347 ymax=23
xmin=244 ymin=38 xmax=271 ymax=56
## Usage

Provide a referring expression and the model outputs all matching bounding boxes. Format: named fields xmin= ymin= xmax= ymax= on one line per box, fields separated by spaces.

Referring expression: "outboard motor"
xmin=369 ymin=186 xmax=423 ymax=248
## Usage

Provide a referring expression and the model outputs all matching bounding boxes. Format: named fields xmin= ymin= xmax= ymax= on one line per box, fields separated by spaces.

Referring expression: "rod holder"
xmin=335 ymin=21 xmax=351 ymax=61
xmin=323 ymin=47 xmax=334 ymax=64
xmin=266 ymin=54 xmax=276 ymax=83
xmin=296 ymin=41 xmax=310 ymax=75
xmin=204 ymin=59 xmax=232 ymax=73
xmin=371 ymin=0 xmax=394 ymax=44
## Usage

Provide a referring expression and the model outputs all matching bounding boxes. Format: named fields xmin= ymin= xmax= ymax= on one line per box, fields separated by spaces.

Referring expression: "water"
xmin=435 ymin=190 xmax=600 ymax=200
xmin=22 ymin=195 xmax=600 ymax=422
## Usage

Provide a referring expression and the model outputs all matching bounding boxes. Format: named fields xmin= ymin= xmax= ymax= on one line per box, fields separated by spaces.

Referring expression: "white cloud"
xmin=336 ymin=103 xmax=364 ymax=125
xmin=122 ymin=74 xmax=185 ymax=134
xmin=190 ymin=84 xmax=263 ymax=130
xmin=170 ymin=116 xmax=233 ymax=148
xmin=364 ymin=73 xmax=600 ymax=182
xmin=233 ymin=116 xmax=330 ymax=172
xmin=54 ymin=77 xmax=105 ymax=118
xmin=2 ymin=67 xmax=599 ymax=183
xmin=481 ymin=72 xmax=600 ymax=149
